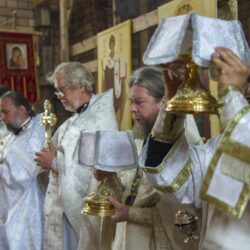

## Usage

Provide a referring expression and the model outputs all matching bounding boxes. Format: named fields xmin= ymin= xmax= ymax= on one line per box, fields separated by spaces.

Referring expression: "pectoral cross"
xmin=41 ymin=100 xmax=57 ymax=148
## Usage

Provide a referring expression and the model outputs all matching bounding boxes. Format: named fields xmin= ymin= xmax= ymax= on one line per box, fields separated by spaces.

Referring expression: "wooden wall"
xmin=0 ymin=0 xmax=34 ymax=32
xmin=31 ymin=0 xmax=250 ymax=128
xmin=68 ymin=0 xmax=250 ymax=74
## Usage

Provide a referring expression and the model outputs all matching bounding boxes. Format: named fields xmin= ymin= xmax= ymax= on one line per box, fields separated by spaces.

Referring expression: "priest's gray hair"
xmin=128 ymin=66 xmax=165 ymax=102
xmin=48 ymin=62 xmax=95 ymax=93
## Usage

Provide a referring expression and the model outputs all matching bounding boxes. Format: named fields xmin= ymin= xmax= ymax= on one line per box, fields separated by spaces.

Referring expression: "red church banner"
xmin=0 ymin=32 xmax=38 ymax=103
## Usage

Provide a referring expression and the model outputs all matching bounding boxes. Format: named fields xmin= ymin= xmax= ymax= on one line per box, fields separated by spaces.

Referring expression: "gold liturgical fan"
xmin=165 ymin=55 xmax=219 ymax=115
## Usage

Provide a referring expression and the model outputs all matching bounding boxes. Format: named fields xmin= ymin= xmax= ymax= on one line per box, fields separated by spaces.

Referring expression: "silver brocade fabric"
xmin=143 ymin=12 xmax=250 ymax=67
xmin=44 ymin=89 xmax=118 ymax=250
xmin=78 ymin=130 xmax=138 ymax=172
xmin=139 ymin=90 xmax=250 ymax=249
xmin=0 ymin=115 xmax=45 ymax=250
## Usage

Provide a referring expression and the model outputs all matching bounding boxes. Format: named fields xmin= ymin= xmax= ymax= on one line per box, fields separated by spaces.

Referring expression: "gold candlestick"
xmin=40 ymin=100 xmax=57 ymax=148
xmin=82 ymin=177 xmax=122 ymax=217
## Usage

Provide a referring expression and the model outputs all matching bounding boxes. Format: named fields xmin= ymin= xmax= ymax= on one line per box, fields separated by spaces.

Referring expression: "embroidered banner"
xmin=0 ymin=32 xmax=37 ymax=103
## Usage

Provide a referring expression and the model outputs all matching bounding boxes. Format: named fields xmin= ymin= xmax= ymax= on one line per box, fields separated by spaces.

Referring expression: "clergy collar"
xmin=13 ymin=117 xmax=31 ymax=136
xmin=76 ymin=101 xmax=89 ymax=114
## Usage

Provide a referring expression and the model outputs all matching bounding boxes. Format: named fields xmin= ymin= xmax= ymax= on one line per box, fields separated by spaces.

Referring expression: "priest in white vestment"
xmin=35 ymin=62 xmax=118 ymax=250
xmin=138 ymin=13 xmax=250 ymax=249
xmin=139 ymin=47 xmax=250 ymax=249
xmin=103 ymin=67 xmax=202 ymax=250
xmin=0 ymin=91 xmax=45 ymax=250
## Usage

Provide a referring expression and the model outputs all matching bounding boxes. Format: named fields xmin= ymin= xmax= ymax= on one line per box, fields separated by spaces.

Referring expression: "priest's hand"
xmin=93 ymin=169 xmax=117 ymax=181
xmin=35 ymin=143 xmax=56 ymax=170
xmin=212 ymin=47 xmax=250 ymax=90
xmin=162 ymin=61 xmax=188 ymax=100
xmin=109 ymin=196 xmax=129 ymax=223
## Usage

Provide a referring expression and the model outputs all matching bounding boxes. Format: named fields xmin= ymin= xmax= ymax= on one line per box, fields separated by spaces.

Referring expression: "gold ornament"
xmin=40 ymin=99 xmax=57 ymax=148
xmin=165 ymin=55 xmax=219 ymax=115
xmin=82 ymin=177 xmax=122 ymax=217
xmin=175 ymin=210 xmax=200 ymax=243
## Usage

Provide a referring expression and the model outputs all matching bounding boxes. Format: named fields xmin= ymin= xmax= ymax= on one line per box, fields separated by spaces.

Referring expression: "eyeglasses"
xmin=54 ymin=85 xmax=70 ymax=98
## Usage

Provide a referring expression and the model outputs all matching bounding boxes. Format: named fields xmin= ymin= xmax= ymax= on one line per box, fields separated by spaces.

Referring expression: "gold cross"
xmin=40 ymin=100 xmax=57 ymax=148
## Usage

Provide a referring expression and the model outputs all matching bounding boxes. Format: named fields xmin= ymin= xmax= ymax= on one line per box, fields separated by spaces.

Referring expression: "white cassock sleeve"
xmin=139 ymin=87 xmax=250 ymax=218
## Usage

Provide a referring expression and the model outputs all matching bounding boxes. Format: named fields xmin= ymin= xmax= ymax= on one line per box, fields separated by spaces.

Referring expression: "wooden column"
xmin=59 ymin=0 xmax=69 ymax=61
xmin=138 ymin=0 xmax=149 ymax=66
xmin=248 ymin=17 xmax=250 ymax=41
xmin=112 ymin=0 xmax=118 ymax=25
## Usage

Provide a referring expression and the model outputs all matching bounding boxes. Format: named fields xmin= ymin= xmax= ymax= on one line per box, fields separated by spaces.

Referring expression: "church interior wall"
xmin=0 ymin=0 xmax=249 ymax=130
xmin=33 ymin=0 xmax=250 ymax=128
xmin=0 ymin=0 xmax=34 ymax=32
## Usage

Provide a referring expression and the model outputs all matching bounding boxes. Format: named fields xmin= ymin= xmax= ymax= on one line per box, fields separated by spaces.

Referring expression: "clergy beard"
xmin=6 ymin=117 xmax=23 ymax=134
xmin=6 ymin=123 xmax=21 ymax=134
xmin=61 ymin=102 xmax=75 ymax=112
xmin=63 ymin=104 xmax=75 ymax=112
xmin=132 ymin=115 xmax=156 ymax=140
xmin=62 ymin=99 xmax=85 ymax=113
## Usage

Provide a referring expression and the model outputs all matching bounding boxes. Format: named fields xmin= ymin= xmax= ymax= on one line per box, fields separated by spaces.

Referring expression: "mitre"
xmin=77 ymin=130 xmax=138 ymax=171
xmin=143 ymin=12 xmax=250 ymax=67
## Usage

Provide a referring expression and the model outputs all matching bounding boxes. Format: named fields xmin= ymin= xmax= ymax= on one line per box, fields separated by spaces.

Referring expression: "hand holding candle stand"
xmin=76 ymin=130 xmax=138 ymax=217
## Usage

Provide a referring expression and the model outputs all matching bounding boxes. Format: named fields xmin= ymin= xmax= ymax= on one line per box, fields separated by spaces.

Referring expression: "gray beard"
xmin=63 ymin=104 xmax=75 ymax=112
xmin=132 ymin=121 xmax=153 ymax=140
xmin=132 ymin=110 xmax=159 ymax=140
xmin=6 ymin=123 xmax=21 ymax=134
xmin=6 ymin=116 xmax=23 ymax=134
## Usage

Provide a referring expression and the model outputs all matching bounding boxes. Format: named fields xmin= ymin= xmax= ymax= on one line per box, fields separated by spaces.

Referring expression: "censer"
xmin=175 ymin=210 xmax=200 ymax=243
xmin=164 ymin=54 xmax=219 ymax=114
xmin=77 ymin=130 xmax=138 ymax=217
